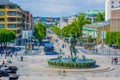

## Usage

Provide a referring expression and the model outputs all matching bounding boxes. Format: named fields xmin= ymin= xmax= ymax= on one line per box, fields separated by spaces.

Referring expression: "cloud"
xmin=10 ymin=0 xmax=105 ymax=17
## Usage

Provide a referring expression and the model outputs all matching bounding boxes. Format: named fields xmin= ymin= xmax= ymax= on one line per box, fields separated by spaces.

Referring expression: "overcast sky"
xmin=10 ymin=0 xmax=105 ymax=17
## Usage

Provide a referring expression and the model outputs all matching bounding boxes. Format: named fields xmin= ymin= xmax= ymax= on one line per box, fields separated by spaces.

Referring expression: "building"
xmin=83 ymin=10 xmax=104 ymax=23
xmin=0 ymin=0 xmax=23 ymax=45
xmin=110 ymin=8 xmax=120 ymax=31
xmin=0 ymin=0 xmax=33 ymax=45
xmin=83 ymin=21 xmax=110 ymax=43
xmin=59 ymin=16 xmax=69 ymax=29
xmin=21 ymin=10 xmax=33 ymax=46
xmin=59 ymin=15 xmax=76 ymax=29
xmin=33 ymin=17 xmax=60 ymax=27
xmin=59 ymin=10 xmax=104 ymax=29
xmin=105 ymin=0 xmax=120 ymax=21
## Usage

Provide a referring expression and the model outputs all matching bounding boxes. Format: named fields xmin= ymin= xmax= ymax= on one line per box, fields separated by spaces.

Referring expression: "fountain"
xmin=48 ymin=34 xmax=96 ymax=68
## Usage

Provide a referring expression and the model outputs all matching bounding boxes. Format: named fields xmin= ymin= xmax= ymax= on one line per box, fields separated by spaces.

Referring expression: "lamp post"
xmin=101 ymin=22 xmax=105 ymax=55
xmin=24 ymin=22 xmax=31 ymax=54
xmin=24 ymin=21 xmax=27 ymax=54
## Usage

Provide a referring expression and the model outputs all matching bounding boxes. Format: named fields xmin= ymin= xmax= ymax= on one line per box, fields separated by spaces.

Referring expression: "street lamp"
xmin=24 ymin=22 xmax=31 ymax=54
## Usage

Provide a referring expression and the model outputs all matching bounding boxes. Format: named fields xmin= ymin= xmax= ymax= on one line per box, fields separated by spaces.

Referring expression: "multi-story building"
xmin=0 ymin=0 xmax=33 ymax=45
xmin=59 ymin=15 xmax=76 ymax=29
xmin=110 ymin=8 xmax=120 ymax=31
xmin=59 ymin=10 xmax=104 ymax=29
xmin=105 ymin=0 xmax=120 ymax=21
xmin=21 ymin=10 xmax=33 ymax=45
xmin=0 ymin=0 xmax=22 ymax=45
xmin=83 ymin=21 xmax=110 ymax=43
xmin=83 ymin=10 xmax=104 ymax=23
xmin=59 ymin=16 xmax=69 ymax=29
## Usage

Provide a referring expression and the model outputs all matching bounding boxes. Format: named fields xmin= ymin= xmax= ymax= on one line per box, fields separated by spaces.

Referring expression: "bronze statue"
xmin=68 ymin=34 xmax=77 ymax=61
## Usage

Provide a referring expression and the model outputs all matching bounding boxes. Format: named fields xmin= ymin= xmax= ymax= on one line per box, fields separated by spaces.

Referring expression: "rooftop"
xmin=83 ymin=10 xmax=104 ymax=17
xmin=0 ymin=0 xmax=17 ymax=6
xmin=84 ymin=21 xmax=110 ymax=29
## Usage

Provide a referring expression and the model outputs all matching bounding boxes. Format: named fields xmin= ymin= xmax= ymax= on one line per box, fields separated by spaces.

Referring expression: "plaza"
xmin=0 ymin=32 xmax=120 ymax=80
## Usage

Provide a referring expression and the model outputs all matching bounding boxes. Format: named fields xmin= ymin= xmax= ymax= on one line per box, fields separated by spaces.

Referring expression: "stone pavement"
xmin=1 ymin=33 xmax=120 ymax=80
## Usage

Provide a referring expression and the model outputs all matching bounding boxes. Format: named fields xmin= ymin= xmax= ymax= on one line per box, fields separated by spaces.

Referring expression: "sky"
xmin=10 ymin=0 xmax=105 ymax=17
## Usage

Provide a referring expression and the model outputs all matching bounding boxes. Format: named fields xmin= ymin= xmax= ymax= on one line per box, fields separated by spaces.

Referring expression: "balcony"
xmin=7 ymin=21 xmax=22 ymax=24
xmin=7 ymin=27 xmax=21 ymax=30
xmin=6 ymin=8 xmax=19 ymax=11
xmin=7 ymin=15 xmax=22 ymax=18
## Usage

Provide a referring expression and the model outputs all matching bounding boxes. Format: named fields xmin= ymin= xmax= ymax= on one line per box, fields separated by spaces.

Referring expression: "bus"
xmin=44 ymin=42 xmax=57 ymax=55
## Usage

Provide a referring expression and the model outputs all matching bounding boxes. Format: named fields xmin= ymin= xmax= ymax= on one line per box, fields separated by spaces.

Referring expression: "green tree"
xmin=50 ymin=26 xmax=61 ymax=36
xmin=115 ymin=32 xmax=120 ymax=47
xmin=62 ymin=14 xmax=90 ymax=39
xmin=0 ymin=29 xmax=16 ymax=47
xmin=94 ymin=12 xmax=105 ymax=22
xmin=34 ymin=23 xmax=46 ymax=44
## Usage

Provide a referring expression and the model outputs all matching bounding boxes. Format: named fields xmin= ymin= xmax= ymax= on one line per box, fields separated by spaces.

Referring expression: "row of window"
xmin=111 ymin=1 xmax=120 ymax=4
xmin=0 ymin=24 xmax=22 ymax=28
xmin=0 ymin=18 xmax=22 ymax=22
xmin=0 ymin=5 xmax=17 ymax=9
xmin=0 ymin=11 xmax=22 ymax=16
xmin=111 ymin=5 xmax=120 ymax=8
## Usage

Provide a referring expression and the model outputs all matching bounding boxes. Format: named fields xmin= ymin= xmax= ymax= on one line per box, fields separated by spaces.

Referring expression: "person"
xmin=2 ymin=60 xmax=5 ymax=65
xmin=15 ymin=52 xmax=17 ymax=57
xmin=111 ymin=57 xmax=113 ymax=64
xmin=115 ymin=57 xmax=118 ymax=64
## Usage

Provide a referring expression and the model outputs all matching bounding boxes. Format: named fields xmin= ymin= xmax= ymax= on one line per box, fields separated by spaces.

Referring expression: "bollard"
xmin=21 ymin=56 xmax=23 ymax=61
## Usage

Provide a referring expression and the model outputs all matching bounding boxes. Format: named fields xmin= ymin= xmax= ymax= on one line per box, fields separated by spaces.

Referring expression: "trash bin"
xmin=20 ymin=56 xmax=23 ymax=61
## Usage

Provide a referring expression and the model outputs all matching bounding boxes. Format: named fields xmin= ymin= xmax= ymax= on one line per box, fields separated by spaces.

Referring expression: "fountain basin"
xmin=48 ymin=58 xmax=96 ymax=68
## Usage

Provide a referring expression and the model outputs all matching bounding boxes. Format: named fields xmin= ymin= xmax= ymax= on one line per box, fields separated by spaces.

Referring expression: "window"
xmin=7 ymin=18 xmax=16 ymax=22
xmin=111 ymin=5 xmax=114 ymax=8
xmin=0 ymin=5 xmax=5 ymax=9
xmin=0 ymin=24 xmax=5 ymax=28
xmin=0 ymin=12 xmax=5 ymax=15
xmin=8 ymin=24 xmax=16 ymax=28
xmin=111 ymin=1 xmax=114 ymax=4
xmin=0 ymin=18 xmax=5 ymax=22
xmin=8 ymin=11 xmax=16 ymax=16
xmin=8 ymin=5 xmax=16 ymax=9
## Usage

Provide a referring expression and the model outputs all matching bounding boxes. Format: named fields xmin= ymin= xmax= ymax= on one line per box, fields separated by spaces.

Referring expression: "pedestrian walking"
xmin=115 ymin=57 xmax=118 ymax=64
xmin=111 ymin=57 xmax=114 ymax=64
xmin=2 ymin=60 xmax=5 ymax=65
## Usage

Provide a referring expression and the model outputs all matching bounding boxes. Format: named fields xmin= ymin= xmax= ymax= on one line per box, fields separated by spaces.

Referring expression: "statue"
xmin=68 ymin=34 xmax=77 ymax=61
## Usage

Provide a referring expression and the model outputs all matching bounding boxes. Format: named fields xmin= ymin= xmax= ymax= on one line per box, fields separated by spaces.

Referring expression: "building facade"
xmin=83 ymin=10 xmax=104 ymax=24
xmin=105 ymin=0 xmax=120 ymax=21
xmin=0 ymin=0 xmax=23 ymax=45
xmin=0 ymin=0 xmax=33 ymax=45
xmin=21 ymin=10 xmax=33 ymax=46
xmin=83 ymin=21 xmax=110 ymax=44
xmin=110 ymin=8 xmax=120 ymax=31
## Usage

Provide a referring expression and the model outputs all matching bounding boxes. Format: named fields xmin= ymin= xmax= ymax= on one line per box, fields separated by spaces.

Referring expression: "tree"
xmin=50 ymin=26 xmax=61 ymax=36
xmin=116 ymin=32 xmax=120 ymax=47
xmin=105 ymin=32 xmax=120 ymax=47
xmin=62 ymin=14 xmax=90 ymax=39
xmin=0 ymin=29 xmax=16 ymax=47
xmin=94 ymin=12 xmax=105 ymax=22
xmin=34 ymin=23 xmax=46 ymax=44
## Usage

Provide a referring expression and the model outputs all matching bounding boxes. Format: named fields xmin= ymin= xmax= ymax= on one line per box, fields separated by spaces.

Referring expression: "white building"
xmin=58 ymin=16 xmax=76 ymax=29
xmin=105 ymin=0 xmax=120 ymax=21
